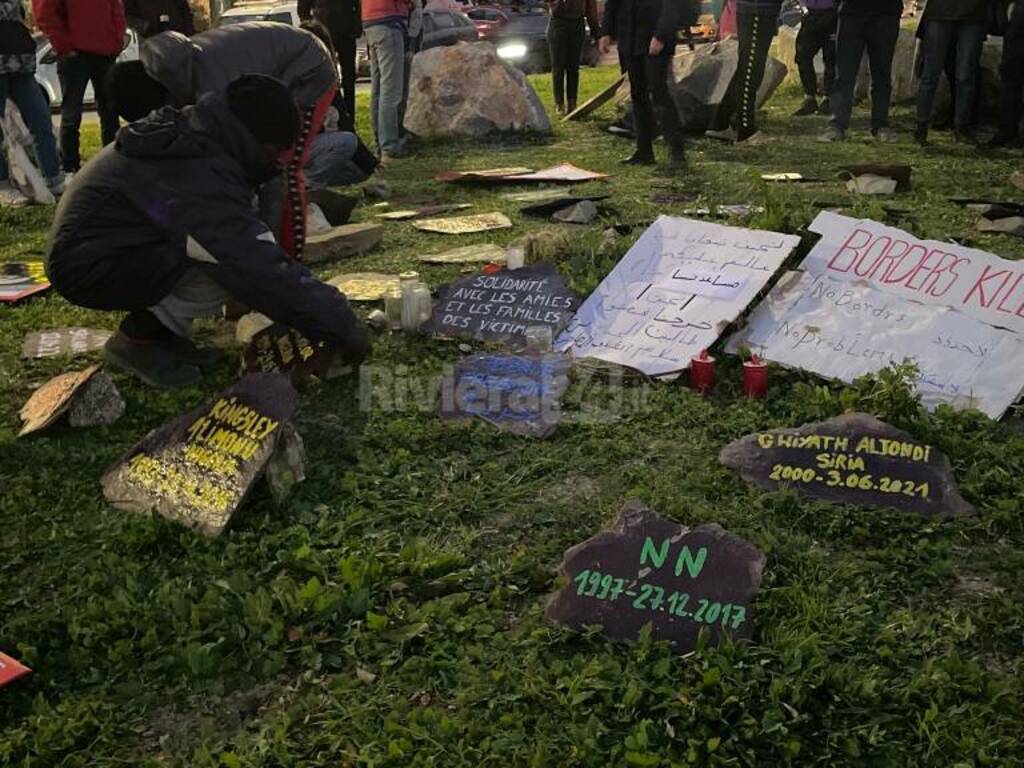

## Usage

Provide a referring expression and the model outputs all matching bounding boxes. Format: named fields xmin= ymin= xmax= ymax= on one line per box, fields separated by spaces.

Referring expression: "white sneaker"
xmin=0 ymin=183 xmax=29 ymax=207
xmin=817 ymin=126 xmax=846 ymax=143
xmin=873 ymin=126 xmax=898 ymax=143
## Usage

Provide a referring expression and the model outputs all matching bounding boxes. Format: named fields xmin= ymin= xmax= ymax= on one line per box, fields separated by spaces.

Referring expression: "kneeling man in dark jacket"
xmin=46 ymin=75 xmax=370 ymax=389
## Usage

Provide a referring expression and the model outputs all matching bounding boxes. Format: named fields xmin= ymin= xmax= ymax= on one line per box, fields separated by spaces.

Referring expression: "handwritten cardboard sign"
xmin=0 ymin=261 xmax=50 ymax=302
xmin=727 ymin=271 xmax=1024 ymax=419
xmin=719 ymin=413 xmax=975 ymax=517
xmin=18 ymin=365 xmax=100 ymax=437
xmin=556 ymin=216 xmax=798 ymax=378
xmin=803 ymin=211 xmax=1024 ymax=334
xmin=242 ymin=323 xmax=334 ymax=385
xmin=546 ymin=501 xmax=765 ymax=653
xmin=21 ymin=327 xmax=113 ymax=359
xmin=439 ymin=353 xmax=572 ymax=438
xmin=101 ymin=373 xmax=297 ymax=536
xmin=0 ymin=652 xmax=31 ymax=688
xmin=425 ymin=262 xmax=578 ymax=348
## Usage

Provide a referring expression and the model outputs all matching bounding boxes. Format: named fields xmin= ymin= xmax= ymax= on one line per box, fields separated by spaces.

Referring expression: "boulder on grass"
xmin=403 ymin=42 xmax=550 ymax=138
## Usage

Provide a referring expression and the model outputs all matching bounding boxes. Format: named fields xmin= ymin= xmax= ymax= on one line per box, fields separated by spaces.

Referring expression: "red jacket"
xmin=33 ymin=0 xmax=127 ymax=57
xmin=362 ymin=0 xmax=410 ymax=25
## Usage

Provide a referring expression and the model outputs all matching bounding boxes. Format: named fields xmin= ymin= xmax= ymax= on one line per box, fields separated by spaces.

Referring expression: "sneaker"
xmin=817 ymin=126 xmax=846 ymax=143
xmin=46 ymin=174 xmax=67 ymax=197
xmin=793 ymin=97 xmax=818 ymax=117
xmin=736 ymin=130 xmax=765 ymax=145
xmin=817 ymin=98 xmax=832 ymax=116
xmin=872 ymin=126 xmax=898 ymax=143
xmin=167 ymin=336 xmax=225 ymax=370
xmin=0 ymin=182 xmax=29 ymax=207
xmin=621 ymin=150 xmax=655 ymax=166
xmin=104 ymin=331 xmax=202 ymax=389
xmin=705 ymin=127 xmax=737 ymax=142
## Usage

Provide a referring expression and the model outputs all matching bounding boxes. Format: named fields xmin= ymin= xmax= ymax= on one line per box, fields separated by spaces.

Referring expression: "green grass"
xmin=2 ymin=67 xmax=1023 ymax=767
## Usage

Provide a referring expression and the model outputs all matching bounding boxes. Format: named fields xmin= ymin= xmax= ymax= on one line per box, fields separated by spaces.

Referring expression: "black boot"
xmin=913 ymin=122 xmax=928 ymax=146
xmin=622 ymin=149 xmax=655 ymax=165
xmin=817 ymin=97 xmax=832 ymax=116
xmin=793 ymin=97 xmax=818 ymax=117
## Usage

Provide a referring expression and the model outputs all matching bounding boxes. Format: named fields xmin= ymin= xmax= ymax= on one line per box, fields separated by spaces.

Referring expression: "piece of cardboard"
xmin=326 ymin=272 xmax=401 ymax=301
xmin=564 ymin=74 xmax=628 ymax=121
xmin=378 ymin=204 xmax=472 ymax=221
xmin=413 ymin=212 xmax=513 ymax=235
xmin=19 ymin=365 xmax=100 ymax=437
xmin=0 ymin=261 xmax=50 ymax=303
xmin=418 ymin=243 xmax=507 ymax=265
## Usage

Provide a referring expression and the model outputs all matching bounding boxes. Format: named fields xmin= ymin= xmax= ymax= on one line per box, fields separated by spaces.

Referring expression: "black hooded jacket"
xmin=603 ymin=0 xmax=691 ymax=56
xmin=46 ymin=94 xmax=369 ymax=359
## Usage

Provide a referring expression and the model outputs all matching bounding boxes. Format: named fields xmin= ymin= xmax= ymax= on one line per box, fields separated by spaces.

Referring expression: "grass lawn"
xmin=2 ymin=65 xmax=1024 ymax=767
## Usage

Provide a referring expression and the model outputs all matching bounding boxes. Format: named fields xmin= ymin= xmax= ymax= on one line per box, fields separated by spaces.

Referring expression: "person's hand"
xmin=598 ymin=35 xmax=612 ymax=55
xmin=648 ymin=37 xmax=664 ymax=56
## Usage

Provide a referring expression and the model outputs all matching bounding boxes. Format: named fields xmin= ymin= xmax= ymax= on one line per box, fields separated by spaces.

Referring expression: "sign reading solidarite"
xmin=546 ymin=501 xmax=766 ymax=654
xmin=719 ymin=413 xmax=975 ymax=517
xmin=804 ymin=211 xmax=1024 ymax=333
xmin=556 ymin=216 xmax=798 ymax=378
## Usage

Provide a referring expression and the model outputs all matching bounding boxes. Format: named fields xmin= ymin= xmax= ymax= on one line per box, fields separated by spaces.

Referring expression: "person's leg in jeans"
xmin=646 ymin=43 xmax=686 ymax=164
xmin=57 ymin=55 xmax=92 ymax=173
xmin=826 ymin=15 xmax=867 ymax=137
xmin=365 ymin=25 xmax=405 ymax=157
xmin=7 ymin=72 xmax=61 ymax=185
xmin=398 ymin=47 xmax=412 ymax=140
xmin=915 ymin=20 xmax=954 ymax=142
xmin=951 ymin=21 xmax=986 ymax=137
xmin=564 ymin=18 xmax=586 ymax=111
xmin=89 ymin=55 xmax=120 ymax=147
xmin=864 ymin=14 xmax=898 ymax=136
xmin=336 ymin=37 xmax=358 ymax=130
xmin=305 ymin=131 xmax=367 ymax=188
xmin=735 ymin=12 xmax=774 ymax=140
xmin=623 ymin=52 xmax=654 ymax=162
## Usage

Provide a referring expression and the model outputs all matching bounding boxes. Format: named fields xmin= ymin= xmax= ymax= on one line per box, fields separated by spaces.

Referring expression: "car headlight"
xmin=496 ymin=42 xmax=528 ymax=60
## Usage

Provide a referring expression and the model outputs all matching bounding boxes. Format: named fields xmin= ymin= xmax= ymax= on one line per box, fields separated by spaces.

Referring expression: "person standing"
xmin=124 ymin=0 xmax=195 ymax=38
xmin=706 ymin=0 xmax=783 ymax=143
xmin=793 ymin=0 xmax=837 ymax=116
xmin=363 ymin=0 xmax=411 ymax=161
xmin=547 ymin=0 xmax=600 ymax=114
xmin=817 ymin=0 xmax=902 ymax=143
xmin=33 ymin=0 xmax=126 ymax=177
xmin=298 ymin=0 xmax=362 ymax=130
xmin=913 ymin=0 xmax=989 ymax=145
xmin=989 ymin=0 xmax=1023 ymax=147
xmin=397 ymin=0 xmax=422 ymax=144
xmin=0 ymin=0 xmax=63 ymax=201
xmin=599 ymin=0 xmax=693 ymax=166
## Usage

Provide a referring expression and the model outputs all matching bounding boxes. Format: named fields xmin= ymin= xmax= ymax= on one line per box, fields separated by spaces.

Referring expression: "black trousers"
xmin=998 ymin=7 xmax=1024 ymax=140
xmin=714 ymin=11 xmax=776 ymax=137
xmin=621 ymin=44 xmax=685 ymax=156
xmin=549 ymin=16 xmax=586 ymax=108
xmin=57 ymin=53 xmax=119 ymax=173
xmin=795 ymin=7 xmax=837 ymax=99
xmin=333 ymin=36 xmax=358 ymax=131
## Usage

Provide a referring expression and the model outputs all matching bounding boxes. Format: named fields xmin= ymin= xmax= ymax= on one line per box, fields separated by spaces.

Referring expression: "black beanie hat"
xmin=226 ymin=74 xmax=301 ymax=150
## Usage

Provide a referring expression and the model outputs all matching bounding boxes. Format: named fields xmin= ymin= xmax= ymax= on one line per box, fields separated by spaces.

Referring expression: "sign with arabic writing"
xmin=546 ymin=500 xmax=766 ymax=654
xmin=101 ymin=373 xmax=296 ymax=536
xmin=727 ymin=271 xmax=1024 ymax=419
xmin=556 ymin=216 xmax=798 ymax=378
xmin=803 ymin=212 xmax=1024 ymax=334
xmin=719 ymin=413 xmax=975 ymax=517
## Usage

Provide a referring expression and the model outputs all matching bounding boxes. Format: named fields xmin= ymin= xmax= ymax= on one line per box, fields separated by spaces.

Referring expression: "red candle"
xmin=743 ymin=355 xmax=769 ymax=399
xmin=689 ymin=349 xmax=715 ymax=393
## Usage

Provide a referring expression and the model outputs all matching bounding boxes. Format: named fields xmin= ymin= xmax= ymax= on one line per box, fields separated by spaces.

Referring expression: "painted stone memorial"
xmin=546 ymin=501 xmax=765 ymax=653
xmin=327 ymin=272 xmax=401 ymax=301
xmin=425 ymin=262 xmax=578 ymax=348
xmin=101 ymin=373 xmax=298 ymax=536
xmin=440 ymin=353 xmax=572 ymax=438
xmin=242 ymin=322 xmax=334 ymax=385
xmin=0 ymin=651 xmax=31 ymax=688
xmin=719 ymin=413 xmax=975 ymax=517
xmin=21 ymin=327 xmax=112 ymax=359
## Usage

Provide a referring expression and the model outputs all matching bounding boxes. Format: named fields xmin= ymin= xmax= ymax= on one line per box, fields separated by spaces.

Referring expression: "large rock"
xmin=404 ymin=42 xmax=550 ymax=138
xmin=667 ymin=38 xmax=788 ymax=134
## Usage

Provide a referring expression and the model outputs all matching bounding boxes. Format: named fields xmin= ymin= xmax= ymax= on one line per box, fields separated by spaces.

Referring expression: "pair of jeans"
xmin=366 ymin=23 xmax=407 ymax=155
xmin=715 ymin=11 xmax=776 ymax=138
xmin=0 ymin=72 xmax=61 ymax=182
xmin=795 ymin=7 xmax=837 ymax=99
xmin=149 ymin=267 xmax=228 ymax=338
xmin=549 ymin=16 xmax=586 ymax=108
xmin=997 ymin=6 xmax=1024 ymax=140
xmin=916 ymin=20 xmax=986 ymax=130
xmin=621 ymin=44 xmax=685 ymax=157
xmin=57 ymin=53 xmax=119 ymax=172
xmin=829 ymin=13 xmax=900 ymax=132
xmin=305 ymin=131 xmax=368 ymax=188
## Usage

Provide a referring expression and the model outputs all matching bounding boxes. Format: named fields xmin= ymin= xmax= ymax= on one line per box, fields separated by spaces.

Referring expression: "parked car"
xmin=35 ymin=29 xmax=140 ymax=108
xmin=420 ymin=8 xmax=479 ymax=49
xmin=466 ymin=6 xmax=508 ymax=39
xmin=490 ymin=8 xmax=598 ymax=74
